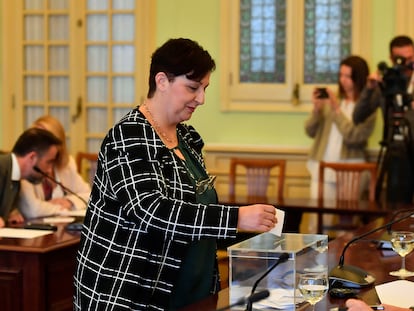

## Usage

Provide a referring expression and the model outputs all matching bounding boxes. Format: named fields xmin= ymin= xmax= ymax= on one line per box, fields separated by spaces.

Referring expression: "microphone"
xmin=246 ymin=252 xmax=290 ymax=311
xmin=215 ymin=290 xmax=270 ymax=311
xmin=247 ymin=290 xmax=270 ymax=303
xmin=33 ymin=166 xmax=88 ymax=206
xmin=329 ymin=210 xmax=414 ymax=289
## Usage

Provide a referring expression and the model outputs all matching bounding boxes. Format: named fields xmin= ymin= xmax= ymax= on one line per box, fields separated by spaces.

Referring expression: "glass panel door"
xmin=22 ymin=0 xmax=72 ymax=147
xmin=3 ymin=0 xmax=152 ymax=152
xmin=84 ymin=0 xmax=139 ymax=153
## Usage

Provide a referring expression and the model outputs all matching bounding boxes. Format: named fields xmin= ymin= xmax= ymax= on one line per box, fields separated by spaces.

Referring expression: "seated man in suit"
xmin=0 ymin=127 xmax=61 ymax=227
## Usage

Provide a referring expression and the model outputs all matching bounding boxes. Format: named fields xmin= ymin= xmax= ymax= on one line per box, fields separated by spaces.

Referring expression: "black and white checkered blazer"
xmin=74 ymin=107 xmax=239 ymax=311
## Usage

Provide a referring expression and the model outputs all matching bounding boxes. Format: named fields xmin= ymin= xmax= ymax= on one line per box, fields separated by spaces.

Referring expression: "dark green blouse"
xmin=169 ymin=137 xmax=218 ymax=310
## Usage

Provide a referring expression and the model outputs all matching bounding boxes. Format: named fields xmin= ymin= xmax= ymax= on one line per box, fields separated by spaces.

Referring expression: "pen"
xmin=330 ymin=305 xmax=385 ymax=311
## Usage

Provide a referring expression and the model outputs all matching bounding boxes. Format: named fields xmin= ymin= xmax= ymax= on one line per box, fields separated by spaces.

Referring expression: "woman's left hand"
xmin=50 ymin=198 xmax=73 ymax=210
xmin=8 ymin=209 xmax=25 ymax=224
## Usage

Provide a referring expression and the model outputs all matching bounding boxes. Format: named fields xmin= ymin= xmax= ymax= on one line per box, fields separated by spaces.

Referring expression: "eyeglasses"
xmin=195 ymin=175 xmax=216 ymax=195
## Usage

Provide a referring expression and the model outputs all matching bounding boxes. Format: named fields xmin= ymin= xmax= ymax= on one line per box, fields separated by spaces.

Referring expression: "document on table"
xmin=375 ymin=280 xmax=414 ymax=308
xmin=0 ymin=228 xmax=54 ymax=239
xmin=57 ymin=209 xmax=86 ymax=217
xmin=269 ymin=208 xmax=285 ymax=236
xmin=42 ymin=216 xmax=75 ymax=223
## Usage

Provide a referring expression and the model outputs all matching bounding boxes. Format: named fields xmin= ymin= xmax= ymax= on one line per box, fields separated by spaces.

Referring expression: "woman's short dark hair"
xmin=12 ymin=127 xmax=62 ymax=157
xmin=147 ymin=38 xmax=216 ymax=98
xmin=338 ymin=55 xmax=369 ymax=101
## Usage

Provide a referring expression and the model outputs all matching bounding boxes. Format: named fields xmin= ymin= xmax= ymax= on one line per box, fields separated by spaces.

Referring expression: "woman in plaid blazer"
xmin=74 ymin=38 xmax=278 ymax=311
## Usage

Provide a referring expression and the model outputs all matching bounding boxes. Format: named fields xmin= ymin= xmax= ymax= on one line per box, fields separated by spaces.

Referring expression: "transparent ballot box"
xmin=228 ymin=233 xmax=328 ymax=310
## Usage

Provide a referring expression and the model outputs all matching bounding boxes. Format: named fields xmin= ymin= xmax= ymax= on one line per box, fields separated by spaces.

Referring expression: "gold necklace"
xmin=143 ymin=102 xmax=177 ymax=145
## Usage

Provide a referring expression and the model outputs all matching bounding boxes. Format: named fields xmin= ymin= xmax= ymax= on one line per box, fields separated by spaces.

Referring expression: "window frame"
xmin=220 ymin=0 xmax=372 ymax=112
xmin=0 ymin=0 xmax=154 ymax=152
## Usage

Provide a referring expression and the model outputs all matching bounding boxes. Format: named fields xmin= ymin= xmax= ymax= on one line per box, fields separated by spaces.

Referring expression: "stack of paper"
xmin=375 ymin=280 xmax=414 ymax=308
xmin=0 ymin=228 xmax=53 ymax=238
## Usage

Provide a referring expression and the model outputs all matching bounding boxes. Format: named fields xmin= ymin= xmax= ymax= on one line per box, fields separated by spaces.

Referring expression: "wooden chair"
xmin=76 ymin=152 xmax=98 ymax=186
xmin=317 ymin=161 xmax=378 ymax=235
xmin=318 ymin=161 xmax=377 ymax=202
xmin=228 ymin=158 xmax=286 ymax=203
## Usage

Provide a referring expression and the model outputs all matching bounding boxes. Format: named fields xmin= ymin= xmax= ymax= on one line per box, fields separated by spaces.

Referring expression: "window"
xmin=220 ymin=0 xmax=371 ymax=112
xmin=2 ymin=0 xmax=154 ymax=153
xmin=303 ymin=0 xmax=352 ymax=84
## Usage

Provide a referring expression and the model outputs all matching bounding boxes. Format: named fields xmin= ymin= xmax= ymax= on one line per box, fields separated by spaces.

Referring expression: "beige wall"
xmin=153 ymin=0 xmax=400 ymax=201
xmin=0 ymin=1 xmax=401 ymax=151
xmin=155 ymin=0 xmax=397 ymax=151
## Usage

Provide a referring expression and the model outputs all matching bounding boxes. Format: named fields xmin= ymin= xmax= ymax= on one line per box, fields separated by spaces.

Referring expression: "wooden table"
xmin=0 ymin=224 xmax=81 ymax=311
xmin=180 ymin=213 xmax=414 ymax=310
xmin=325 ymin=216 xmax=414 ymax=307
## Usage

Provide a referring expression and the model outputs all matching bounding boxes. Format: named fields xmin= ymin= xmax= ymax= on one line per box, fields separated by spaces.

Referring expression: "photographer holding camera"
xmin=305 ymin=56 xmax=376 ymax=202
xmin=353 ymin=35 xmax=414 ymax=203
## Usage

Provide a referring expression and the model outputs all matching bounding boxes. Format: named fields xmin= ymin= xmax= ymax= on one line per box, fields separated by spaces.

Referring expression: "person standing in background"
xmin=353 ymin=35 xmax=414 ymax=203
xmin=17 ymin=115 xmax=91 ymax=219
xmin=304 ymin=55 xmax=377 ymax=232
xmin=353 ymin=36 xmax=414 ymax=124
xmin=0 ymin=128 xmax=61 ymax=227
xmin=74 ymin=38 xmax=278 ymax=311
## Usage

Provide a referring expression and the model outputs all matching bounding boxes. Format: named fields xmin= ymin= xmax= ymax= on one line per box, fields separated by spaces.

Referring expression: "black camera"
xmin=377 ymin=56 xmax=413 ymax=112
xmin=378 ymin=56 xmax=412 ymax=95
xmin=316 ymin=87 xmax=329 ymax=99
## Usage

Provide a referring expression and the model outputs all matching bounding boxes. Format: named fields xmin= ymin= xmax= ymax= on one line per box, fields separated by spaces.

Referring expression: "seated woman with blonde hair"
xmin=17 ymin=115 xmax=91 ymax=218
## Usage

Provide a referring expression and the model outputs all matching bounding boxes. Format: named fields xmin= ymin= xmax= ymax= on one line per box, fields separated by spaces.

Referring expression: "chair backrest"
xmin=318 ymin=161 xmax=377 ymax=202
xmin=76 ymin=152 xmax=98 ymax=186
xmin=229 ymin=158 xmax=286 ymax=203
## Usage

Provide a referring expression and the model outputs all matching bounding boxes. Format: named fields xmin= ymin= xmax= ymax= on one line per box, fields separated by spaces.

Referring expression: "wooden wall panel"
xmin=204 ymin=144 xmax=311 ymax=200
xmin=204 ymin=144 xmax=379 ymax=201
xmin=0 ymin=269 xmax=23 ymax=311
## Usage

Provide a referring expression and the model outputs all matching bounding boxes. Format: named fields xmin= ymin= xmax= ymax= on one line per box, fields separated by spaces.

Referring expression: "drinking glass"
xmin=298 ymin=272 xmax=328 ymax=311
xmin=389 ymin=231 xmax=414 ymax=278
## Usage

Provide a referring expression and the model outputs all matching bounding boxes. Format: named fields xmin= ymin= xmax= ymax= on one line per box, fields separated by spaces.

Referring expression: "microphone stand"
xmin=246 ymin=253 xmax=289 ymax=311
xmin=215 ymin=290 xmax=270 ymax=311
xmin=33 ymin=166 xmax=88 ymax=206
xmin=329 ymin=210 xmax=414 ymax=288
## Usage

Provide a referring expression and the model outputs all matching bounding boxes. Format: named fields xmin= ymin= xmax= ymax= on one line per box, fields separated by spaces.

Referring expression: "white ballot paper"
xmin=269 ymin=208 xmax=285 ymax=237
xmin=0 ymin=228 xmax=53 ymax=239
xmin=375 ymin=280 xmax=414 ymax=308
